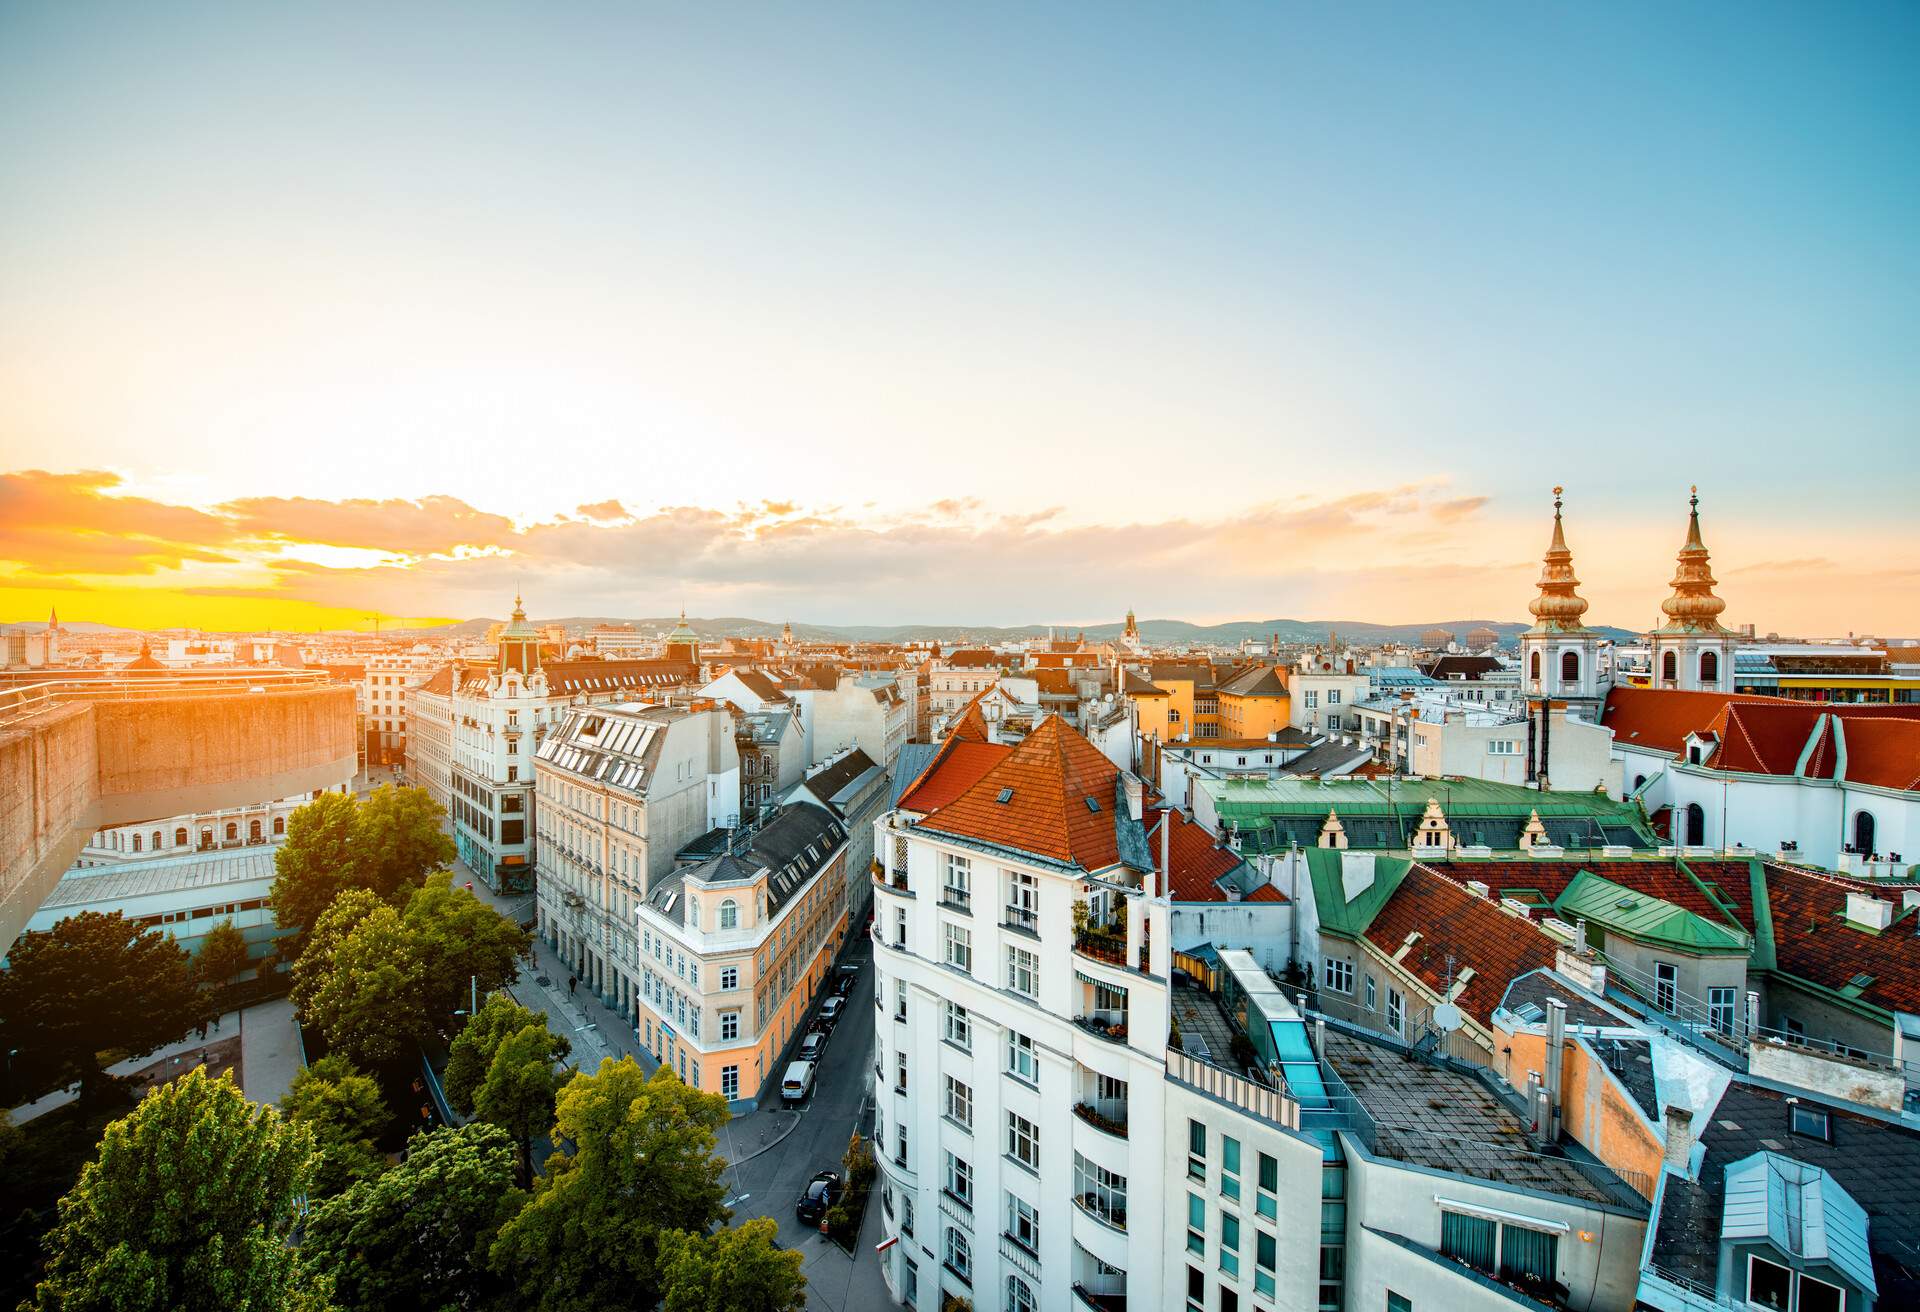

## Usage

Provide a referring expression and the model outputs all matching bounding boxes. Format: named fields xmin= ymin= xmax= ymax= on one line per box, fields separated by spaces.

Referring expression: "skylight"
xmin=996 ymin=788 xmax=1014 ymax=804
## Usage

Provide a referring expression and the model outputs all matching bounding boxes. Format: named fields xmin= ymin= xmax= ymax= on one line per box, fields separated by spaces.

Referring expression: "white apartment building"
xmin=533 ymin=702 xmax=740 ymax=1028
xmin=1289 ymin=663 xmax=1370 ymax=737
xmin=872 ymin=714 xmax=1649 ymax=1312
xmin=928 ymin=651 xmax=1007 ymax=722
xmin=361 ymin=653 xmax=438 ymax=768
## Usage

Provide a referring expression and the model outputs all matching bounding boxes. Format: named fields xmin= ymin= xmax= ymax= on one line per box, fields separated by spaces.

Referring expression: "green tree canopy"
xmin=193 ymin=917 xmax=253 ymax=989
xmin=0 ymin=911 xmax=210 ymax=1104
xmin=444 ymin=995 xmax=568 ymax=1117
xmin=290 ymin=888 xmax=383 ymax=1022
xmin=404 ymin=874 xmax=532 ymax=1033
xmin=491 ymin=1059 xmax=732 ymax=1312
xmin=473 ymin=1023 xmax=569 ymax=1187
xmin=302 ymin=1122 xmax=521 ymax=1312
xmin=281 ymin=1055 xmax=389 ymax=1198
xmin=305 ymin=904 xmax=423 ymax=1070
xmin=270 ymin=786 xmax=455 ymax=948
xmin=658 ymin=1217 xmax=807 ymax=1312
xmin=30 ymin=1067 xmax=328 ymax=1312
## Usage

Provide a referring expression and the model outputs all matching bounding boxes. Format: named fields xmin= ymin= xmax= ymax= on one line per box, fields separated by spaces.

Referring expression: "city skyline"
xmin=4 ymin=3 xmax=1917 ymax=633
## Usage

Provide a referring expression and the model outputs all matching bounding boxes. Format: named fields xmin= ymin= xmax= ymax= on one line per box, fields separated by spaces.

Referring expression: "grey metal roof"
xmin=1722 ymin=1152 xmax=1876 ymax=1296
xmin=44 ymin=847 xmax=280 ymax=909
xmin=888 ymin=743 xmax=940 ymax=808
xmin=651 ymin=805 xmax=848 ymax=927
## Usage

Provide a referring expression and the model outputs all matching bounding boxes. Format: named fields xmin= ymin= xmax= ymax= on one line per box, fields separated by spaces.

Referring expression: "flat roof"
xmin=43 ymin=847 xmax=280 ymax=909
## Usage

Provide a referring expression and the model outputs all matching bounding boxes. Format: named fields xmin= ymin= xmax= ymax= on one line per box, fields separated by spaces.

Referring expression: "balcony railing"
xmin=1073 ymin=1273 xmax=1129 ymax=1312
xmin=1002 ymin=905 xmax=1038 ymax=934
xmin=1072 ymin=931 xmax=1127 ymax=965
xmin=1072 ymin=1192 xmax=1127 ymax=1233
xmin=1072 ymin=1013 xmax=1129 ymax=1044
xmin=1072 ymin=1100 xmax=1129 ymax=1138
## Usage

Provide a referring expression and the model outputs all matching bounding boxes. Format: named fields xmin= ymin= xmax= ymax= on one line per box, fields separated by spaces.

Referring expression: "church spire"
xmin=1659 ymin=487 xmax=1728 ymax=633
xmin=1527 ymin=487 xmax=1591 ymax=632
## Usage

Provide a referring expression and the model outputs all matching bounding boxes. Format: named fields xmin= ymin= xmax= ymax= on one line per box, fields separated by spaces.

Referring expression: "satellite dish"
xmin=1432 ymin=1003 xmax=1463 ymax=1033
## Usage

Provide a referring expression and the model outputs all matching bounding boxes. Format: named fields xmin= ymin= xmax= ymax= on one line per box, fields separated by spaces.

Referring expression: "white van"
xmin=781 ymin=1060 xmax=816 ymax=1103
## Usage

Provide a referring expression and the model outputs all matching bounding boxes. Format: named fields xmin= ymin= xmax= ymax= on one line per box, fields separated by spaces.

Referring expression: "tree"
xmin=353 ymin=785 xmax=456 ymax=903
xmin=29 ymin=1066 xmax=328 ymax=1312
xmin=302 ymin=1122 xmax=521 ymax=1312
xmin=473 ymin=1024 xmax=568 ymax=1187
xmin=193 ymin=918 xmax=253 ymax=988
xmin=281 ymin=1056 xmax=388 ymax=1198
xmin=0 ymin=911 xmax=210 ymax=1105
xmin=290 ymin=888 xmax=383 ymax=1021
xmin=403 ymin=874 xmax=532 ymax=1033
xmin=491 ymin=1059 xmax=731 ymax=1311
xmin=444 ymin=995 xmax=568 ymax=1117
xmin=305 ymin=904 xmax=423 ymax=1069
xmin=658 ymin=1217 xmax=806 ymax=1312
xmin=270 ymin=791 xmax=361 ymax=946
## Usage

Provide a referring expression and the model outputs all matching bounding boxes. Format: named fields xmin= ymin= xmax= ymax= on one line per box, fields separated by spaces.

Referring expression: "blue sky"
xmin=1 ymin=2 xmax=1915 ymax=630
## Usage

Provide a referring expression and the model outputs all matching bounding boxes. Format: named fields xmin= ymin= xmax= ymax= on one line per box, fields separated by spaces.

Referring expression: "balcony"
xmin=1072 ymin=1014 xmax=1128 ymax=1045
xmin=1072 ymin=930 xmax=1127 ymax=966
xmin=1001 ymin=904 xmax=1039 ymax=936
xmin=1073 ymin=1275 xmax=1128 ymax=1312
xmin=1072 ymin=1191 xmax=1127 ymax=1234
xmin=1072 ymin=1098 xmax=1129 ymax=1139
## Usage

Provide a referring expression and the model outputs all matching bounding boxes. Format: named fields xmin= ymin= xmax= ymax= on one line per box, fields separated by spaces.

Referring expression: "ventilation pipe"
xmin=1543 ymin=997 xmax=1567 ymax=1142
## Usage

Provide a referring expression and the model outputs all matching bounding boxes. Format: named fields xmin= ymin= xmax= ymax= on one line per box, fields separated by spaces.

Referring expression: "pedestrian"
xmin=568 ymin=975 xmax=578 ymax=996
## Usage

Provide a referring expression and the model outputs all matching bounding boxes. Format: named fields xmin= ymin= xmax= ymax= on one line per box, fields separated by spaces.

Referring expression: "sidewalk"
xmin=239 ymin=995 xmax=303 ymax=1105
xmin=10 ymin=1006 xmax=241 ymax=1124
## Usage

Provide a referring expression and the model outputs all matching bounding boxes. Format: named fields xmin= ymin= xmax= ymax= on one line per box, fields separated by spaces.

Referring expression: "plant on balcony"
xmin=1073 ymin=1102 xmax=1127 ymax=1137
xmin=1070 ymin=900 xmax=1127 ymax=963
xmin=941 ymin=1295 xmax=972 ymax=1312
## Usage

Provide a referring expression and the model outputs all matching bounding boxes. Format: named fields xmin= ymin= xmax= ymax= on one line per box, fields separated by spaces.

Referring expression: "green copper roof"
xmin=1551 ymin=869 xmax=1750 ymax=954
xmin=1303 ymin=849 xmax=1412 ymax=940
xmin=1200 ymin=775 xmax=1640 ymax=818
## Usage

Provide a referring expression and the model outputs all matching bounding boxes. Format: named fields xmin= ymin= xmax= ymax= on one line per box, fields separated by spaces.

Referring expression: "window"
xmin=1560 ymin=651 xmax=1579 ymax=683
xmin=1327 ymin=689 xmax=1341 ymax=705
xmin=721 ymin=1065 xmax=739 ymax=1098
xmin=719 ymin=899 xmax=739 ymax=929
xmin=1700 ymin=650 xmax=1719 ymax=685
xmin=945 ymin=1152 xmax=973 ymax=1206
xmin=1006 ymin=1030 xmax=1038 ymax=1083
xmin=1220 ymin=1212 xmax=1240 ymax=1278
xmin=944 ymin=1001 xmax=971 ymax=1050
xmin=1707 ymin=986 xmax=1736 ymax=1036
xmin=131 ymin=834 xmax=142 ymax=852
xmin=1221 ymin=1135 xmax=1241 ymax=1201
xmin=1326 ymin=713 xmax=1341 ymax=731
xmin=1005 ymin=869 xmax=1038 ymax=932
xmin=1187 ymin=1192 xmax=1206 ymax=1254
xmin=944 ymin=922 xmax=973 ymax=973
xmin=895 ymin=1122 xmax=908 ymax=1167
xmin=1006 ymin=1192 xmax=1039 ymax=1253
xmin=1441 ymin=1212 xmax=1497 ymax=1273
xmin=945 ymin=1076 xmax=973 ymax=1129
xmin=1654 ymin=961 xmax=1678 ymax=1012
xmin=1256 ymin=1230 xmax=1278 ymax=1299
xmin=944 ymin=1226 xmax=971 ymax=1282
xmin=1790 ymin=1103 xmax=1831 ymax=1141
xmin=1188 ymin=1266 xmax=1205 ymax=1312
xmin=1006 ymin=945 xmax=1038 ymax=997
xmin=942 ymin=852 xmax=972 ymax=910
xmin=1795 ymin=1273 xmax=1844 ymax=1312
xmin=1387 ymin=1295 xmax=1411 ymax=1312
xmin=1006 ymin=1275 xmax=1036 ymax=1312
xmin=893 ymin=906 xmax=906 ymax=947
xmin=1386 ymin=988 xmax=1404 ymax=1035
xmin=720 ymin=1011 xmax=739 ymax=1041
xmin=895 ymin=978 xmax=907 ymax=1021
xmin=1074 ymin=1152 xmax=1127 ymax=1230
xmin=901 ymin=1191 xmax=914 ymax=1237
xmin=1364 ymin=975 xmax=1377 ymax=1011
xmin=175 ymin=827 xmax=188 ymax=847
xmin=1188 ymin=1119 xmax=1208 ymax=1181
xmin=1662 ymin=650 xmax=1678 ymax=682
xmin=1006 ymin=1111 xmax=1038 ymax=1170
xmin=1257 ymin=1153 xmax=1279 ymax=1220
xmin=1499 ymin=1225 xmax=1558 ymax=1287
xmin=1323 ymin=957 xmax=1354 ymax=994
xmin=1304 ymin=690 xmax=1318 ymax=709
xmin=896 ymin=1049 xmax=908 ymax=1093
xmin=720 ymin=966 xmax=738 ymax=991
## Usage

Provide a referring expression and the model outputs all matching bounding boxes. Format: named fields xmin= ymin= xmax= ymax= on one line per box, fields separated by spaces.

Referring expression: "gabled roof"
xmin=1360 ymin=863 xmax=1562 ymax=1030
xmin=948 ymin=699 xmax=991 ymax=743
xmin=1148 ymin=808 xmax=1260 ymax=903
xmin=1763 ymin=867 xmax=1920 ymax=1015
xmin=1602 ymin=686 xmax=1785 ymax=755
xmin=1216 ymin=664 xmax=1289 ymax=697
xmin=1122 ymin=670 xmax=1168 ymax=696
xmin=917 ymin=715 xmax=1125 ymax=870
xmin=1552 ymin=869 xmax=1750 ymax=953
xmin=894 ymin=738 xmax=1011 ymax=814
xmin=1421 ymin=655 xmax=1506 ymax=681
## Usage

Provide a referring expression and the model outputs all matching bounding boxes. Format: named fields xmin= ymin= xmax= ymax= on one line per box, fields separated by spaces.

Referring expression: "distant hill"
xmin=389 ymin=615 xmax=1641 ymax=647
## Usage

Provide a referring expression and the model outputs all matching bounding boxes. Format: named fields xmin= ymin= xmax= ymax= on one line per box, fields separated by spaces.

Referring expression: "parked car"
xmin=798 ymin=1031 xmax=826 ymax=1062
xmin=781 ymin=1060 xmax=816 ymax=1103
xmin=833 ymin=972 xmax=856 ymax=997
xmin=819 ymin=996 xmax=845 ymax=1025
xmin=796 ymin=1170 xmax=843 ymax=1224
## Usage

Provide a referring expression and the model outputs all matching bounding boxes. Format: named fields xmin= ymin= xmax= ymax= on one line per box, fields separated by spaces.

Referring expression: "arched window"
xmin=1168 ymin=709 xmax=1181 ymax=724
xmin=273 ymin=816 xmax=285 ymax=836
xmin=1007 ymin=1275 xmax=1037 ymax=1312
xmin=152 ymin=830 xmax=163 ymax=850
xmin=1560 ymin=651 xmax=1579 ymax=683
xmin=175 ymin=827 xmax=188 ymax=847
xmin=1853 ymin=810 xmax=1877 ymax=857
xmin=132 ymin=834 xmax=142 ymax=852
xmin=1661 ymin=651 xmax=1678 ymax=682
xmin=1684 ymin=803 xmax=1706 ymax=846
xmin=249 ymin=819 xmax=263 ymax=842
xmin=719 ymin=899 xmax=739 ymax=930
xmin=225 ymin=822 xmax=238 ymax=841
xmin=1700 ymin=650 xmax=1719 ymax=685
xmin=1529 ymin=650 xmax=1541 ymax=681
xmin=199 ymin=829 xmax=213 ymax=850
xmin=1633 ymin=774 xmax=1647 ymax=793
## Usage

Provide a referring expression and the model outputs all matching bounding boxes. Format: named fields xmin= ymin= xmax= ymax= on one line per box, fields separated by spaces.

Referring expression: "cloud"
xmin=576 ymin=499 xmax=629 ymax=521
xmin=0 ymin=469 xmax=242 ymax=576
xmin=217 ymin=494 xmax=518 ymax=556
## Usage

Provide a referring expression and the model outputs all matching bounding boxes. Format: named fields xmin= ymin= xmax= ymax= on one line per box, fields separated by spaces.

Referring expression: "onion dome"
xmin=1527 ymin=488 xmax=1592 ymax=633
xmin=1659 ymin=488 xmax=1729 ymax=633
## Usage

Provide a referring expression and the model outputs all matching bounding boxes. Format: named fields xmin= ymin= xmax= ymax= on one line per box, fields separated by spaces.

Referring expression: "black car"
xmin=796 ymin=1170 xmax=843 ymax=1225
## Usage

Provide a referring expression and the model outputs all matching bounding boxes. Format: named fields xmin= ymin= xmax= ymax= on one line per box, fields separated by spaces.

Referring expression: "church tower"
xmin=1519 ymin=488 xmax=1610 ymax=708
xmin=497 ymin=594 xmax=542 ymax=677
xmin=1649 ymin=489 xmax=1738 ymax=691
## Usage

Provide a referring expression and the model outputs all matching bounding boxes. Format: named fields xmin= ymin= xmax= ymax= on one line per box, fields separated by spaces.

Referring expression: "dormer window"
xmin=1789 ymin=1104 xmax=1830 ymax=1142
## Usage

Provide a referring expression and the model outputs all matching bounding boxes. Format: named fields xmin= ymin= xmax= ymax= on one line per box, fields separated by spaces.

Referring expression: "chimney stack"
xmin=1544 ymin=998 xmax=1567 ymax=1141
xmin=1663 ymin=1106 xmax=1696 ymax=1178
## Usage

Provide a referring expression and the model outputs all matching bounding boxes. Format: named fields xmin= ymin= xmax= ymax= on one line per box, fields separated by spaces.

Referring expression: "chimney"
xmin=1663 ymin=1106 xmax=1696 ymax=1178
xmin=1543 ymin=998 xmax=1567 ymax=1141
xmin=1846 ymin=892 xmax=1893 ymax=931
xmin=1465 ymin=880 xmax=1490 ymax=899
xmin=1123 ymin=772 xmax=1144 ymax=822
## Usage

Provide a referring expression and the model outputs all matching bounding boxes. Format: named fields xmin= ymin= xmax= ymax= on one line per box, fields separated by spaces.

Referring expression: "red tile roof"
xmin=1147 ymin=808 xmax=1254 ymax=902
xmin=1764 ymin=867 xmax=1920 ymax=1015
xmin=1604 ymin=688 xmax=1920 ymax=792
xmin=1363 ymin=864 xmax=1561 ymax=1029
xmin=1246 ymin=883 xmax=1288 ymax=903
xmin=1601 ymin=686 xmax=1787 ymax=755
xmin=895 ymin=739 xmax=1010 ymax=814
xmin=1423 ymin=858 xmax=1756 ymax=932
xmin=918 ymin=715 xmax=1122 ymax=869
xmin=948 ymin=697 xmax=992 ymax=744
xmin=1835 ymin=716 xmax=1920 ymax=791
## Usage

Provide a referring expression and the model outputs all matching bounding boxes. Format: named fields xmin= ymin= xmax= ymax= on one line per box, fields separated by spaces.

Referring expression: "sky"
xmin=2 ymin=2 xmax=1916 ymax=634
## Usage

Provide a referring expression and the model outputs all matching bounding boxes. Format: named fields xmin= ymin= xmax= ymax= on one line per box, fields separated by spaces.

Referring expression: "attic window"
xmin=1846 ymin=972 xmax=1875 ymax=991
xmin=997 ymin=788 xmax=1014 ymax=804
xmin=1085 ymin=797 xmax=1101 ymax=813
xmin=1789 ymin=1104 xmax=1831 ymax=1142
